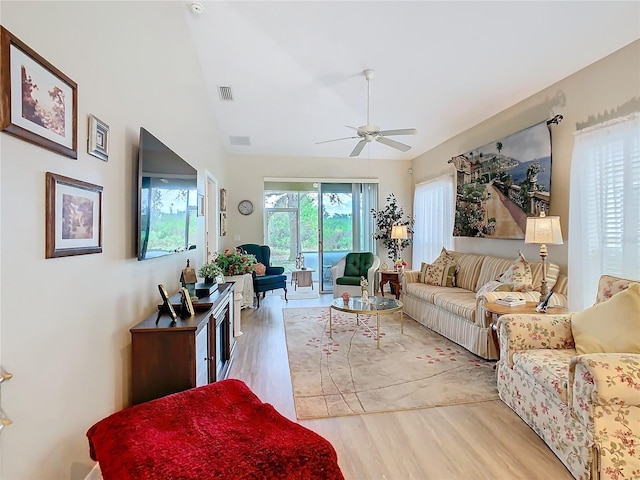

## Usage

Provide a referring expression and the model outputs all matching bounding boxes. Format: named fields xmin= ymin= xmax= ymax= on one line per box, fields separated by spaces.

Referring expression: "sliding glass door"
xmin=264 ymin=181 xmax=377 ymax=293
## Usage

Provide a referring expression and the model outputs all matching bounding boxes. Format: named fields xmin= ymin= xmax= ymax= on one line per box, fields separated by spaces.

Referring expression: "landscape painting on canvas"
xmin=449 ymin=121 xmax=552 ymax=239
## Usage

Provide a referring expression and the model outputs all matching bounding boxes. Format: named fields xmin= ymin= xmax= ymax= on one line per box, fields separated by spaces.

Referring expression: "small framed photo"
xmin=215 ymin=274 xmax=225 ymax=284
xmin=45 ymin=172 xmax=103 ymax=258
xmin=88 ymin=114 xmax=109 ymax=161
xmin=220 ymin=188 xmax=227 ymax=212
xmin=197 ymin=194 xmax=205 ymax=216
xmin=0 ymin=26 xmax=78 ymax=159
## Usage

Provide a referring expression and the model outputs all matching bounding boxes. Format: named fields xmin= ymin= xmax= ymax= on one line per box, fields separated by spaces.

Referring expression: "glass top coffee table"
xmin=329 ymin=296 xmax=404 ymax=348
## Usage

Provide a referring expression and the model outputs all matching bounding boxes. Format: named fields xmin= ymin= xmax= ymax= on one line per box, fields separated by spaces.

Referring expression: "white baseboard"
xmin=84 ymin=463 xmax=102 ymax=480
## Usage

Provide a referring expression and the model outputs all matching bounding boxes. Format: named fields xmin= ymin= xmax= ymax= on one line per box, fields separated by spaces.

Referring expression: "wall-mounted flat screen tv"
xmin=137 ymin=128 xmax=197 ymax=260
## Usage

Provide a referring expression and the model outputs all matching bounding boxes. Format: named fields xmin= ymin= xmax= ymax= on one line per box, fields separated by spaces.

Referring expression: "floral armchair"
xmin=496 ymin=275 xmax=640 ymax=480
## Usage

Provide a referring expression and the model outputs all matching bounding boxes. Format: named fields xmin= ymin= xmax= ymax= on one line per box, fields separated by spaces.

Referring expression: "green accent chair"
xmin=237 ymin=244 xmax=287 ymax=307
xmin=331 ymin=252 xmax=380 ymax=298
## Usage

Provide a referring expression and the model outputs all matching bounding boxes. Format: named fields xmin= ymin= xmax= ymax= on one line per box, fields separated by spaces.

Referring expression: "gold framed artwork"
xmin=220 ymin=188 xmax=227 ymax=212
xmin=88 ymin=114 xmax=109 ymax=161
xmin=0 ymin=27 xmax=78 ymax=159
xmin=45 ymin=172 xmax=103 ymax=258
xmin=220 ymin=212 xmax=227 ymax=237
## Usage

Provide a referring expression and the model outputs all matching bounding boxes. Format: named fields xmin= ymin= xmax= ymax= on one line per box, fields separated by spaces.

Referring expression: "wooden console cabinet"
xmin=130 ymin=283 xmax=234 ymax=405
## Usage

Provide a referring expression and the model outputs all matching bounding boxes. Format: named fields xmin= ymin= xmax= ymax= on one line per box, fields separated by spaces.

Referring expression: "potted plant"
xmin=198 ymin=262 xmax=223 ymax=284
xmin=371 ymin=193 xmax=415 ymax=261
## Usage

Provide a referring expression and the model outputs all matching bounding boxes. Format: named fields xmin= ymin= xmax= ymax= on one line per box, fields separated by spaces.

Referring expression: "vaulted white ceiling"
xmin=183 ymin=1 xmax=640 ymax=160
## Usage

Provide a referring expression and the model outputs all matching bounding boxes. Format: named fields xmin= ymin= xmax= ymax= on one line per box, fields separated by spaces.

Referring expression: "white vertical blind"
xmin=412 ymin=175 xmax=454 ymax=266
xmin=568 ymin=112 xmax=640 ymax=309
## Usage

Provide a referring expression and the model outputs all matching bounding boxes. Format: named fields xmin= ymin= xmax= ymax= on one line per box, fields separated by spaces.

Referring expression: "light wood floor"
xmin=227 ymin=291 xmax=573 ymax=480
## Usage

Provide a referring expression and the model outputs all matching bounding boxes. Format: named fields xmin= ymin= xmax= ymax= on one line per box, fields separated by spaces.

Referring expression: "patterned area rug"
xmin=283 ymin=307 xmax=498 ymax=419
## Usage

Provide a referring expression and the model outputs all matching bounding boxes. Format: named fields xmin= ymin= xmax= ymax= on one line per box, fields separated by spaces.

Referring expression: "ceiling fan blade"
xmin=316 ymin=136 xmax=359 ymax=145
xmin=375 ymin=136 xmax=411 ymax=152
xmin=350 ymin=139 xmax=368 ymax=157
xmin=378 ymin=128 xmax=417 ymax=136
xmin=345 ymin=125 xmax=360 ymax=131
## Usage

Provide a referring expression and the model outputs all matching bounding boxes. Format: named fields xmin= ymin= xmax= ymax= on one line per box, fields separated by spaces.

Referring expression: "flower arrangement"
xmin=213 ymin=248 xmax=257 ymax=276
xmin=198 ymin=262 xmax=223 ymax=281
xmin=394 ymin=258 xmax=407 ymax=271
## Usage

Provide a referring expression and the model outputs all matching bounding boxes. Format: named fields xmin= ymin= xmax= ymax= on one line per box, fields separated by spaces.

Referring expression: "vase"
xmin=205 ymin=277 xmax=214 ymax=284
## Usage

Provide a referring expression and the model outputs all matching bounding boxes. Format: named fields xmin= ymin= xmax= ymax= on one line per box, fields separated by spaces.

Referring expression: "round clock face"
xmin=238 ymin=200 xmax=254 ymax=215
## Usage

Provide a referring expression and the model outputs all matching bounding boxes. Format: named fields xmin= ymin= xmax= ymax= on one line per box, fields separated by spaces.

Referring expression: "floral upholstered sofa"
xmin=402 ymin=249 xmax=568 ymax=360
xmin=497 ymin=275 xmax=640 ymax=480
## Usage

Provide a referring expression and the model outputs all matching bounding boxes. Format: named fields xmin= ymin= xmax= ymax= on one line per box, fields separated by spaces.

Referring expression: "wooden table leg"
xmin=329 ymin=307 xmax=333 ymax=340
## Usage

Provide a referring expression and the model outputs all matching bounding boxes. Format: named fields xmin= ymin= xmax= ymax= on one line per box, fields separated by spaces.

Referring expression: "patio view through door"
xmin=264 ymin=180 xmax=377 ymax=294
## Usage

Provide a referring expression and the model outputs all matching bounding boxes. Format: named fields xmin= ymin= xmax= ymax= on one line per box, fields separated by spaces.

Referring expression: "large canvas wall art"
xmin=449 ymin=121 xmax=552 ymax=239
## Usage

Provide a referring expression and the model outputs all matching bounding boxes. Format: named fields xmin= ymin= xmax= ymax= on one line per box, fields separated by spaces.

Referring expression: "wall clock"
xmin=238 ymin=200 xmax=254 ymax=215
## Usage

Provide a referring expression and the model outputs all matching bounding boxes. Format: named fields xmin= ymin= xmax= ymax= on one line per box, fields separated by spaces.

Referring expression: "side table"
xmin=379 ymin=270 xmax=402 ymax=300
xmin=485 ymin=301 xmax=568 ymax=359
xmin=291 ymin=268 xmax=315 ymax=290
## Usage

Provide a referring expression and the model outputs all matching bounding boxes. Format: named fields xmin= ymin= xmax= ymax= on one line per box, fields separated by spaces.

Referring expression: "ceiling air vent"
xmin=229 ymin=136 xmax=251 ymax=146
xmin=217 ymin=86 xmax=234 ymax=101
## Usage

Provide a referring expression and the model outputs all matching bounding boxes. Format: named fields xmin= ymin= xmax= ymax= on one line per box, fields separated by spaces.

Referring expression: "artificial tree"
xmin=371 ymin=193 xmax=415 ymax=261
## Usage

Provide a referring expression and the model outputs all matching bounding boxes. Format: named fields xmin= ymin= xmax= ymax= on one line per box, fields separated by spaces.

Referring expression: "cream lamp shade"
xmin=391 ymin=225 xmax=408 ymax=240
xmin=524 ymin=212 xmax=563 ymax=298
xmin=524 ymin=212 xmax=564 ymax=246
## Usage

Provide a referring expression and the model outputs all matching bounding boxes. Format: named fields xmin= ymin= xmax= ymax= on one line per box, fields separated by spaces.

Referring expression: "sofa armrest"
xmin=476 ymin=291 xmax=541 ymax=328
xmin=569 ymin=353 xmax=640 ymax=417
xmin=569 ymin=353 xmax=640 ymax=475
xmin=402 ymin=269 xmax=420 ymax=288
xmin=498 ymin=313 xmax=576 ymax=367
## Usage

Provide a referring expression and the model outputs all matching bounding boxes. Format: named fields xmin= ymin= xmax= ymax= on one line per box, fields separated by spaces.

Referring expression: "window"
xmin=412 ymin=175 xmax=454 ymax=266
xmin=568 ymin=112 xmax=640 ymax=309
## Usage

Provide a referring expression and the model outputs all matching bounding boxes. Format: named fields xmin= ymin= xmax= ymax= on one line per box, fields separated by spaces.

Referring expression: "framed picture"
xmin=0 ymin=27 xmax=78 ymax=159
xmin=158 ymin=284 xmax=178 ymax=322
xmin=220 ymin=212 xmax=227 ymax=237
xmin=88 ymin=114 xmax=109 ymax=161
xmin=220 ymin=188 xmax=227 ymax=211
xmin=197 ymin=194 xmax=205 ymax=216
xmin=45 ymin=172 xmax=103 ymax=258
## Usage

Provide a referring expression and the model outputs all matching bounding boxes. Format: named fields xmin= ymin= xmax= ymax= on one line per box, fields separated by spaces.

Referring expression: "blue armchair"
xmin=237 ymin=244 xmax=288 ymax=307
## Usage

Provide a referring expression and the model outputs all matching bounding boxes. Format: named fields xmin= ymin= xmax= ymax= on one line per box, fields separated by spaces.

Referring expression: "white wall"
xmin=221 ymin=153 xmax=414 ymax=265
xmin=0 ymin=2 xmax=227 ymax=478
xmin=411 ymin=40 xmax=640 ymax=274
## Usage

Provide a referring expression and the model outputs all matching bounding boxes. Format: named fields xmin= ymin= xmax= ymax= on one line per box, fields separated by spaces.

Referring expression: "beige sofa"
xmin=497 ymin=275 xmax=640 ymax=480
xmin=402 ymin=250 xmax=568 ymax=360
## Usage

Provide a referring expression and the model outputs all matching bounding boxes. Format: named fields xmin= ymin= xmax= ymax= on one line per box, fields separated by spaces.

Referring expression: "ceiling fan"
xmin=317 ymin=69 xmax=417 ymax=157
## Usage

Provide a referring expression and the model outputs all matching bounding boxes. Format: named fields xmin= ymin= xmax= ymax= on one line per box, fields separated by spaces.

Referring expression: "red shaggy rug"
xmin=87 ymin=379 xmax=344 ymax=480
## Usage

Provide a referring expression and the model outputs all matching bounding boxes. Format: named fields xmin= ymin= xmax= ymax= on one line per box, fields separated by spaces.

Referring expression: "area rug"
xmin=282 ymin=292 xmax=320 ymax=300
xmin=283 ymin=307 xmax=498 ymax=419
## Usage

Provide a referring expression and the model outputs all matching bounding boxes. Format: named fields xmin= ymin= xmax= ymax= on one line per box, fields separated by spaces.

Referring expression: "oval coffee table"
xmin=329 ymin=296 xmax=404 ymax=348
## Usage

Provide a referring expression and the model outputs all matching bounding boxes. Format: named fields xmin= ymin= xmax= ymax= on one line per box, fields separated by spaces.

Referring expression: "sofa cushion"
xmin=475 ymin=257 xmax=513 ymax=291
xmin=446 ymin=250 xmax=485 ymax=292
xmin=530 ymin=262 xmax=560 ymax=293
xmin=432 ymin=291 xmax=477 ymax=322
xmin=512 ymin=348 xmax=577 ymax=404
xmin=571 ymin=282 xmax=640 ymax=354
xmin=254 ymin=263 xmax=266 ymax=276
xmin=498 ymin=252 xmax=533 ymax=292
xmin=405 ymin=283 xmax=470 ymax=304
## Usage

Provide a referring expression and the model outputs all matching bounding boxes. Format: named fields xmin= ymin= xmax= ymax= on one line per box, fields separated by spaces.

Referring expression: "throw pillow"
xmin=253 ymin=263 xmax=266 ymax=276
xmin=476 ymin=280 xmax=513 ymax=298
xmin=571 ymin=283 xmax=640 ymax=354
xmin=422 ymin=257 xmax=457 ymax=287
xmin=498 ymin=251 xmax=533 ymax=292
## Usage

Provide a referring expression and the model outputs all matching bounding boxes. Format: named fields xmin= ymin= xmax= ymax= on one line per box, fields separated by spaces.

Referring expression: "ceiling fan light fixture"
xmin=317 ymin=68 xmax=416 ymax=157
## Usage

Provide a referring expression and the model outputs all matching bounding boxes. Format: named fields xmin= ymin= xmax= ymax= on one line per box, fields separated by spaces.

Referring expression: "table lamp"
xmin=391 ymin=225 xmax=408 ymax=264
xmin=524 ymin=212 xmax=563 ymax=298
